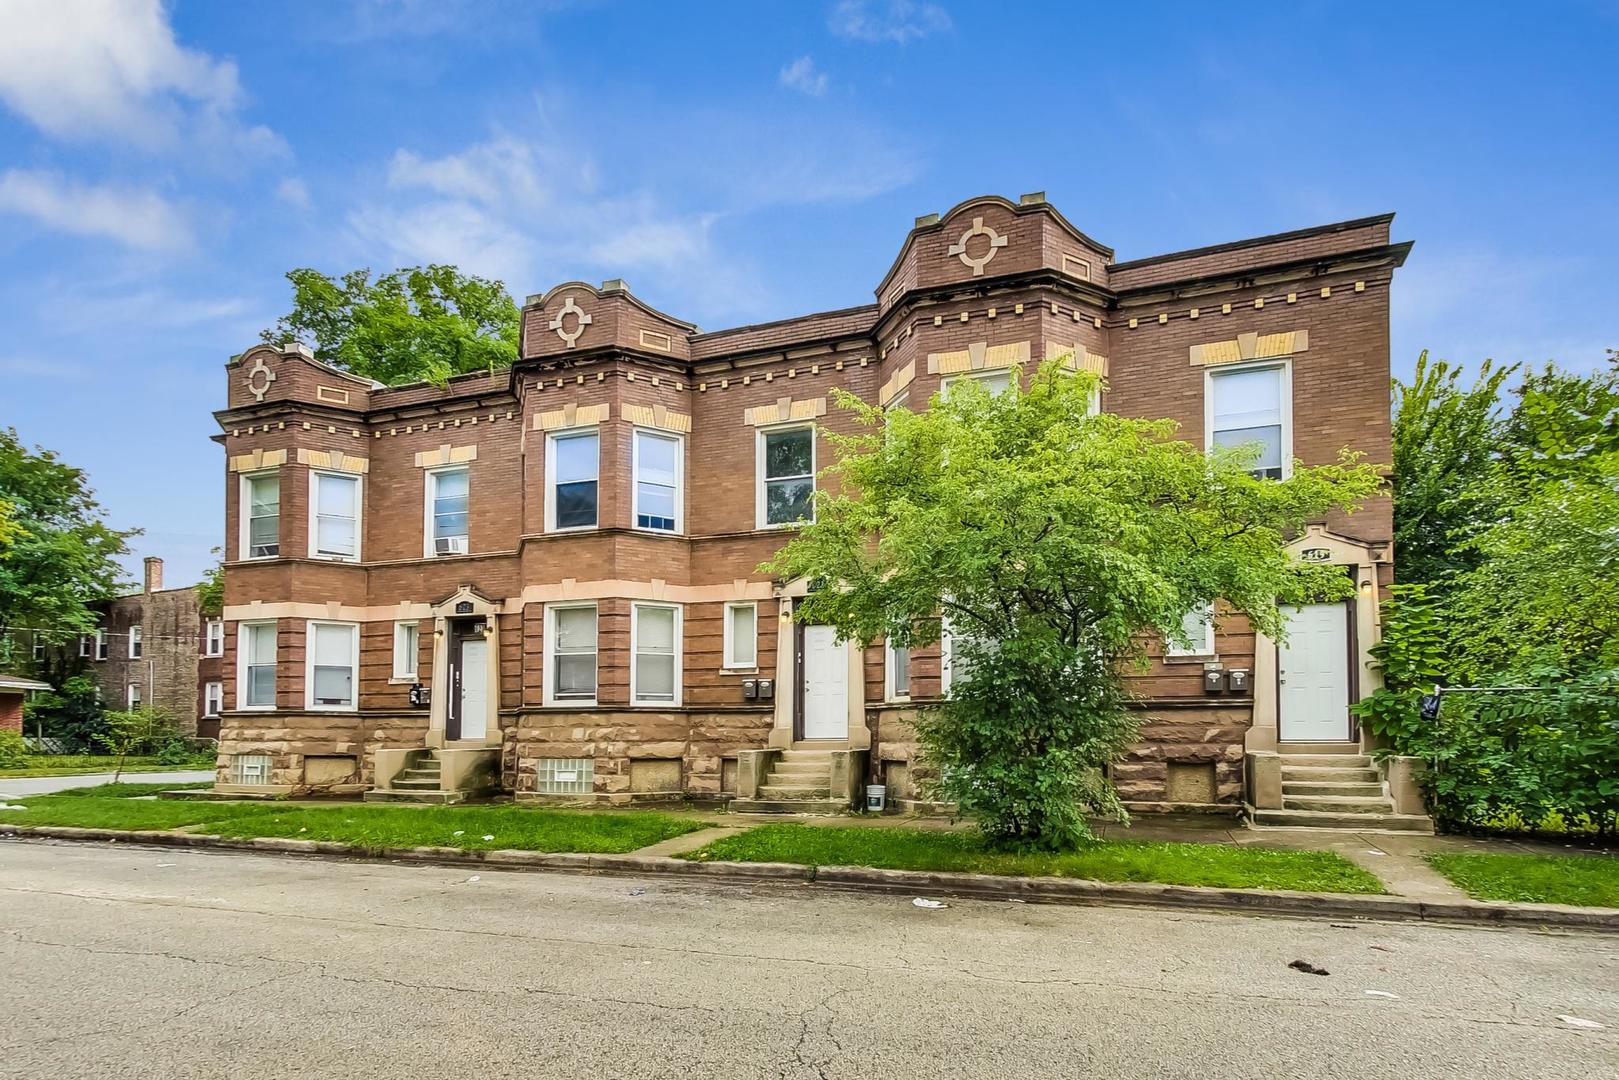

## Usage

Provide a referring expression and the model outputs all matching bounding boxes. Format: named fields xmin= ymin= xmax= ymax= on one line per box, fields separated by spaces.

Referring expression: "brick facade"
xmin=213 ymin=193 xmax=1408 ymax=807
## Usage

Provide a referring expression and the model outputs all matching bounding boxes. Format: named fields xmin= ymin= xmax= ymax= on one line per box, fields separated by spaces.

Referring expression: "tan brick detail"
xmin=294 ymin=448 xmax=369 ymax=473
xmin=533 ymin=403 xmax=611 ymax=431
xmin=227 ymin=448 xmax=288 ymax=473
xmin=622 ymin=403 xmax=692 ymax=434
xmin=411 ymin=443 xmax=480 ymax=468
xmin=638 ymin=329 xmax=672 ymax=352
xmin=744 ymin=396 xmax=827 ymax=426
xmin=927 ymin=340 xmax=1030 ymax=375
xmin=1189 ymin=328 xmax=1309 ymax=366
xmin=1044 ymin=342 xmax=1109 ymax=377
xmin=879 ymin=360 xmax=916 ymax=405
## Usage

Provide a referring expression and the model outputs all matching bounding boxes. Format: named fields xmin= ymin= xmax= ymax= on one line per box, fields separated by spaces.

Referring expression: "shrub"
xmin=0 ymin=729 xmax=27 ymax=768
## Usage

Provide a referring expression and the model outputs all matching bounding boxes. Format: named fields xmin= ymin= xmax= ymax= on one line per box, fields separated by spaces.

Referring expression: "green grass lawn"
xmin=0 ymin=785 xmax=707 ymax=855
xmin=1427 ymin=852 xmax=1619 ymax=908
xmin=2 ymin=755 xmax=215 ymax=778
xmin=682 ymin=824 xmax=1386 ymax=894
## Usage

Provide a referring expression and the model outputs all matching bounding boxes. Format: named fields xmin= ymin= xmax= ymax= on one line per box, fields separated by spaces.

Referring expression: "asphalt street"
xmin=1 ymin=838 xmax=1613 ymax=1079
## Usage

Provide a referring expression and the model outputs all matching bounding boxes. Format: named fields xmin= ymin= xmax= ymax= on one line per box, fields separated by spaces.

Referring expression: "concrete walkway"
xmin=0 ymin=770 xmax=213 ymax=798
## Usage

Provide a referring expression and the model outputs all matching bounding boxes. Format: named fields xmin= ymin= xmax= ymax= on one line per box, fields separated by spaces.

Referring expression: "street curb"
xmin=4 ymin=823 xmax=1615 ymax=932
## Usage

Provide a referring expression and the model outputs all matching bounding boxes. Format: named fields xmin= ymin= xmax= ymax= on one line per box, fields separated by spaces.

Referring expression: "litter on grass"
xmin=1557 ymin=1015 xmax=1605 ymax=1030
xmin=1364 ymin=990 xmax=1401 ymax=999
xmin=481 ymin=834 xmax=495 ymax=841
xmin=912 ymin=898 xmax=948 ymax=909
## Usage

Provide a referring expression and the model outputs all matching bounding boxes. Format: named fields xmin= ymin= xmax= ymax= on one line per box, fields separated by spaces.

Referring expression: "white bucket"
xmin=865 ymin=784 xmax=887 ymax=812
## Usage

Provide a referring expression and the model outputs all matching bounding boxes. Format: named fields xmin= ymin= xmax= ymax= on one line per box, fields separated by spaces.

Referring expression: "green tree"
xmin=261 ymin=264 xmax=520 ymax=386
xmin=768 ymin=362 xmax=1383 ymax=849
xmin=0 ymin=429 xmax=134 ymax=647
xmin=1390 ymin=351 xmax=1515 ymax=585
xmin=195 ymin=550 xmax=223 ymax=616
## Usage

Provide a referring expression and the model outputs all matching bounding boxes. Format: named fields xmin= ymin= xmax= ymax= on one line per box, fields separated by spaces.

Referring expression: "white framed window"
xmin=886 ymin=640 xmax=911 ymax=701
xmin=1166 ymin=603 xmax=1216 ymax=657
xmin=633 ymin=429 xmax=682 ymax=532
xmin=128 ymin=625 xmax=143 ymax=659
xmin=203 ymin=681 xmax=223 ymax=717
xmin=309 ymin=471 xmax=361 ymax=560
xmin=546 ymin=429 xmax=599 ymax=531
xmin=204 ymin=619 xmax=224 ymax=657
xmin=1207 ymin=361 xmax=1291 ymax=480
xmin=238 ymin=621 xmax=277 ymax=710
xmin=943 ymin=368 xmax=1013 ymax=398
xmin=78 ymin=635 xmax=91 ymax=659
xmin=392 ymin=621 xmax=420 ymax=681
xmin=305 ymin=620 xmax=359 ymax=711
xmin=723 ymin=602 xmax=757 ymax=669
xmin=630 ymin=603 xmax=681 ymax=706
xmin=757 ymin=425 xmax=815 ymax=528
xmin=31 ymin=635 xmax=45 ymax=663
xmin=241 ymin=471 xmax=280 ymax=559
xmin=95 ymin=629 xmax=108 ymax=661
xmin=544 ymin=603 xmax=597 ymax=706
xmin=425 ymin=465 xmax=470 ymax=556
xmin=126 ymin=683 xmax=141 ymax=709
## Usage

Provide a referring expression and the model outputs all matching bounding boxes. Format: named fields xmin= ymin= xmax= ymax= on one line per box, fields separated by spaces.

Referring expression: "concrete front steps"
xmin=364 ymin=751 xmax=471 ymax=805
xmin=1250 ymin=752 xmax=1434 ymax=833
xmin=729 ymin=748 xmax=851 ymax=814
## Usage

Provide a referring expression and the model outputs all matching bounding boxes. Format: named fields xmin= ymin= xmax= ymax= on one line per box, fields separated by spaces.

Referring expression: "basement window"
xmin=229 ymin=753 xmax=272 ymax=786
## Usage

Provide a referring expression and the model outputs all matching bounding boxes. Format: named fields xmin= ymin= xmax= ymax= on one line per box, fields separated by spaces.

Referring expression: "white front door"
xmin=801 ymin=625 xmax=849 ymax=740
xmin=1278 ymin=603 xmax=1351 ymax=741
xmin=458 ymin=637 xmax=488 ymax=741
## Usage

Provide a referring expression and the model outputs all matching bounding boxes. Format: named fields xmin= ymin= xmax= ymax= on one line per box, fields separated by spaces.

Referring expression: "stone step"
xmin=1281 ymin=766 xmax=1380 ymax=783
xmin=389 ymin=777 xmax=443 ymax=791
xmin=1282 ymin=781 xmax=1385 ymax=797
xmin=778 ymin=749 xmax=838 ymax=763
xmin=1279 ymin=754 xmax=1372 ymax=769
xmin=1282 ymin=794 xmax=1395 ymax=814
xmin=770 ymin=760 xmax=832 ymax=778
xmin=1249 ymin=807 xmax=1434 ymax=833
xmin=728 ymin=797 xmax=850 ymax=815
xmin=759 ymin=784 xmax=833 ymax=799
xmin=397 ymin=769 xmax=442 ymax=782
xmin=363 ymin=789 xmax=468 ymax=805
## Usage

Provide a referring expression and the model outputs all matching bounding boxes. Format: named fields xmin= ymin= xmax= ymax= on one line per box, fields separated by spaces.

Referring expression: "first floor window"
xmin=126 ymin=683 xmax=141 ymax=709
xmin=943 ymin=368 xmax=1013 ymax=398
xmin=129 ymin=625 xmax=143 ymax=659
xmin=427 ymin=466 xmax=470 ymax=555
xmin=547 ymin=604 xmax=597 ymax=704
xmin=243 ymin=471 xmax=280 ymax=558
xmin=204 ymin=619 xmax=224 ymax=657
xmin=549 ymin=430 xmax=599 ymax=529
xmin=240 ymin=621 xmax=277 ymax=709
xmin=759 ymin=425 xmax=814 ymax=527
xmin=312 ymin=472 xmax=360 ymax=559
xmin=307 ymin=621 xmax=359 ymax=709
xmin=631 ymin=603 xmax=680 ymax=705
xmin=393 ymin=621 xmax=420 ymax=680
xmin=204 ymin=681 xmax=223 ymax=717
xmin=1166 ymin=603 xmax=1216 ymax=657
xmin=633 ymin=430 xmax=681 ymax=531
xmin=1209 ymin=363 xmax=1288 ymax=480
xmin=886 ymin=641 xmax=911 ymax=701
xmin=723 ymin=602 xmax=756 ymax=669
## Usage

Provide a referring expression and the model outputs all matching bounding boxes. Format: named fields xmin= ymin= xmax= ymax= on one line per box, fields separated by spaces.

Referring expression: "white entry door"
xmin=801 ymin=625 xmax=849 ymax=740
xmin=1278 ymin=603 xmax=1351 ymax=741
xmin=458 ymin=637 xmax=488 ymax=741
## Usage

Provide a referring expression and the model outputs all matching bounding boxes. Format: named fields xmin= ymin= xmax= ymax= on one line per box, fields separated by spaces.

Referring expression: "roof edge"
xmin=1111 ymin=213 xmax=1398 ymax=272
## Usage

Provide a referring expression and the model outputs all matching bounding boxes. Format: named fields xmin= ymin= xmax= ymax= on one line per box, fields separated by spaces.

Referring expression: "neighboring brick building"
xmin=211 ymin=193 xmax=1410 ymax=822
xmin=85 ymin=557 xmax=225 ymax=739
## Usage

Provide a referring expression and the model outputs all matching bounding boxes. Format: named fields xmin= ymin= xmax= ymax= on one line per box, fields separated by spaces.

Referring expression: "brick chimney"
xmin=143 ymin=556 xmax=163 ymax=594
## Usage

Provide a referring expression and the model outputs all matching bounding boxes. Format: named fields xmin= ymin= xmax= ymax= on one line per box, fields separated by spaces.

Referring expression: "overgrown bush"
xmin=22 ymin=674 xmax=108 ymax=750
xmin=0 ymin=729 xmax=27 ymax=768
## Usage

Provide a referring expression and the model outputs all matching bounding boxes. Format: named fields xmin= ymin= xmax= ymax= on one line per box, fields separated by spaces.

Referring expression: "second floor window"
xmin=311 ymin=472 xmax=360 ymax=560
xmin=759 ymin=426 xmax=814 ymax=527
xmin=1209 ymin=363 xmax=1288 ymax=480
xmin=549 ymin=431 xmax=599 ymax=530
xmin=428 ymin=466 xmax=470 ymax=556
xmin=244 ymin=472 xmax=280 ymax=558
xmin=204 ymin=619 xmax=224 ymax=657
xmin=95 ymin=629 xmax=108 ymax=661
xmin=633 ymin=430 xmax=680 ymax=531
xmin=129 ymin=625 xmax=143 ymax=659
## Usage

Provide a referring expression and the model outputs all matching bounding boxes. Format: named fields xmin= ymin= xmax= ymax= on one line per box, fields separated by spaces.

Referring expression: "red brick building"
xmin=211 ymin=193 xmax=1410 ymax=821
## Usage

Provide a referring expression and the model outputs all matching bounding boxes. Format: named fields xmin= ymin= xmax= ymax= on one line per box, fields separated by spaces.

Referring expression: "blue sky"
xmin=2 ymin=0 xmax=1616 ymax=589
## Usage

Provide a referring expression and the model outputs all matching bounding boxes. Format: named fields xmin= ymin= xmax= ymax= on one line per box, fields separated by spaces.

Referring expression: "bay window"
xmin=310 ymin=472 xmax=361 ymax=560
xmin=548 ymin=431 xmax=599 ymax=530
xmin=242 ymin=472 xmax=280 ymax=558
xmin=633 ymin=429 xmax=681 ymax=532
xmin=239 ymin=621 xmax=277 ymax=710
xmin=306 ymin=621 xmax=359 ymax=710
xmin=631 ymin=603 xmax=681 ymax=706
xmin=545 ymin=604 xmax=597 ymax=705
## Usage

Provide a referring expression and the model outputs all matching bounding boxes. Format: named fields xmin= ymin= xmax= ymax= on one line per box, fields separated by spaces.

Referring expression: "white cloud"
xmin=0 ymin=169 xmax=192 ymax=252
xmin=829 ymin=0 xmax=952 ymax=44
xmin=0 ymin=0 xmax=282 ymax=156
xmin=276 ymin=177 xmax=312 ymax=210
xmin=779 ymin=56 xmax=829 ymax=97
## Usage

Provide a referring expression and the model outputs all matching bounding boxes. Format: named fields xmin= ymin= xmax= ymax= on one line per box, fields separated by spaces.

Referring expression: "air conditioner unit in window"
xmin=435 ymin=535 xmax=467 ymax=555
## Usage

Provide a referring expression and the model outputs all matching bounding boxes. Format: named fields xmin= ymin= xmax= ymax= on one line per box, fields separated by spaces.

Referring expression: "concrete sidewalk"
xmin=0 ymin=770 xmax=213 ymax=798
